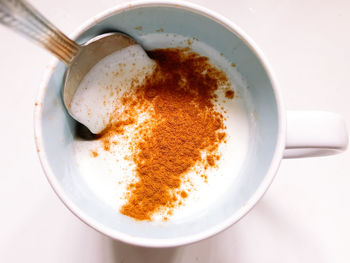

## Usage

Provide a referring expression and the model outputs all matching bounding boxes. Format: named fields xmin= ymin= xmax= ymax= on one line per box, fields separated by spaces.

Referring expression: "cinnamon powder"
xmin=225 ymin=90 xmax=234 ymax=99
xmin=99 ymin=48 xmax=233 ymax=221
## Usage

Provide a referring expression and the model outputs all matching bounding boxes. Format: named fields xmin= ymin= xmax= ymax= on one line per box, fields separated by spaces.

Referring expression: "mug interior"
xmin=36 ymin=2 xmax=280 ymax=246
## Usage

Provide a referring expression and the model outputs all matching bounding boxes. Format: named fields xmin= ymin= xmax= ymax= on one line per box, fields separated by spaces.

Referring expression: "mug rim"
xmin=34 ymin=0 xmax=286 ymax=247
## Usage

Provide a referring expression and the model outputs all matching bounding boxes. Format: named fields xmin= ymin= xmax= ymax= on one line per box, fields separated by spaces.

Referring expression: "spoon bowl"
xmin=63 ymin=33 xmax=137 ymax=133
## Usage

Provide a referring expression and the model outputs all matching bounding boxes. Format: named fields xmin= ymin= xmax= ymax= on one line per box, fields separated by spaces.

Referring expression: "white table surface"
xmin=1 ymin=0 xmax=349 ymax=262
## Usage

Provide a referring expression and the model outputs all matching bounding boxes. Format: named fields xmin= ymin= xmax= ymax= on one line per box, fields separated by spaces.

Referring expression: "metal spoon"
xmin=0 ymin=0 xmax=138 ymax=133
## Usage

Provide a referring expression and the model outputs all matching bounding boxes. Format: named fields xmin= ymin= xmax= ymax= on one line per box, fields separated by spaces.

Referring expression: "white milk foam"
xmin=73 ymin=33 xmax=252 ymax=222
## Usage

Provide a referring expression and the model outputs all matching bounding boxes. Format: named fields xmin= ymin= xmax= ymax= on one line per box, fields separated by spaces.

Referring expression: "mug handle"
xmin=284 ymin=111 xmax=348 ymax=158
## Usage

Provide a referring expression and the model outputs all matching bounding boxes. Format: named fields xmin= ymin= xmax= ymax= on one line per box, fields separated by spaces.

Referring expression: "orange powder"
xmin=225 ymin=89 xmax=234 ymax=99
xmin=99 ymin=48 xmax=233 ymax=221
xmin=90 ymin=151 xmax=98 ymax=158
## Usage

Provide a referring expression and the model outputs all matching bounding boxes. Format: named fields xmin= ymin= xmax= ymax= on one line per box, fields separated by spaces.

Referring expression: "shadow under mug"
xmin=34 ymin=0 xmax=348 ymax=247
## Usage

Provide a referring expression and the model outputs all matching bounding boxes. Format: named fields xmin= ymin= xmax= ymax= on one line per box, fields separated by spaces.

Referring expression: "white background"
xmin=0 ymin=0 xmax=349 ymax=262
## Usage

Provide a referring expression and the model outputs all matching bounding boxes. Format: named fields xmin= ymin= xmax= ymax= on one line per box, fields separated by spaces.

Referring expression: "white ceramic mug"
xmin=34 ymin=0 xmax=348 ymax=247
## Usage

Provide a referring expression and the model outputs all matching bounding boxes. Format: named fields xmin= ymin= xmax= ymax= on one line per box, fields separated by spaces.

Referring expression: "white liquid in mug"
xmin=73 ymin=33 xmax=252 ymax=222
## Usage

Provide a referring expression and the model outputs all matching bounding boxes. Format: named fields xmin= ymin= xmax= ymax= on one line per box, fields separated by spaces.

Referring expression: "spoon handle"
xmin=0 ymin=0 xmax=79 ymax=64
